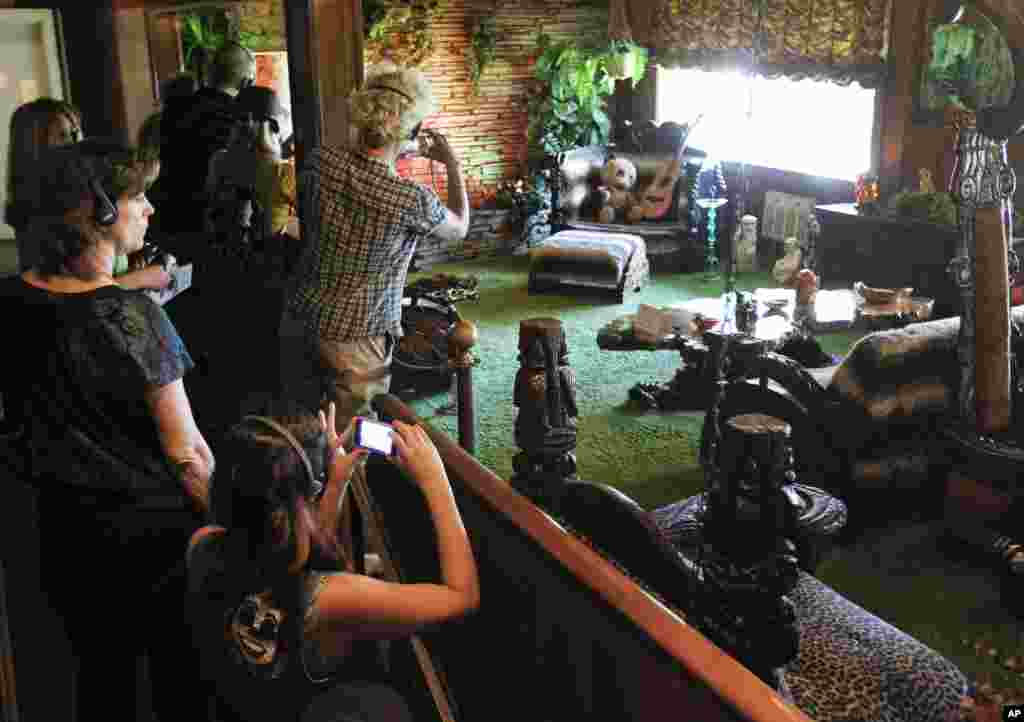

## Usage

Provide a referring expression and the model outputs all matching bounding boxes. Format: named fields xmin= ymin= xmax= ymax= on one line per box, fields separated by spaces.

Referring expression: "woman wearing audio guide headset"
xmin=185 ymin=402 xmax=479 ymax=721
xmin=0 ymin=139 xmax=214 ymax=720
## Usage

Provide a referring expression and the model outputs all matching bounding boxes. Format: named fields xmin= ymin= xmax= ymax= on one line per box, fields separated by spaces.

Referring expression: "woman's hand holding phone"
xmin=319 ymin=403 xmax=367 ymax=488
xmin=390 ymin=420 xmax=449 ymax=493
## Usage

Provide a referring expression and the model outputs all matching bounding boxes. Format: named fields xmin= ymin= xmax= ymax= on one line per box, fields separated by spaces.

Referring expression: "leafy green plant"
xmin=526 ymin=32 xmax=647 ymax=167
xmin=887 ymin=190 xmax=958 ymax=227
xmin=466 ymin=16 xmax=498 ymax=96
xmin=180 ymin=11 xmax=266 ymax=82
xmin=363 ymin=0 xmax=440 ymax=68
xmin=924 ymin=6 xmax=1015 ymax=113
xmin=362 ymin=0 xmax=389 ymax=38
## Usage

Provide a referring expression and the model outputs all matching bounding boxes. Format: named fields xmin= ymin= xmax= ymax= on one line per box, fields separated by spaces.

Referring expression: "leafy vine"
xmin=363 ymin=0 xmax=441 ymax=68
xmin=466 ymin=16 xmax=498 ymax=96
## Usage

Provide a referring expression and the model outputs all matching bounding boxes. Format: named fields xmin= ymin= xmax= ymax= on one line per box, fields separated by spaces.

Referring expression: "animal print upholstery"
xmin=553 ymin=480 xmax=970 ymax=722
xmin=783 ymin=572 xmax=968 ymax=722
xmin=551 ymin=479 xmax=969 ymax=722
xmin=651 ymin=494 xmax=969 ymax=721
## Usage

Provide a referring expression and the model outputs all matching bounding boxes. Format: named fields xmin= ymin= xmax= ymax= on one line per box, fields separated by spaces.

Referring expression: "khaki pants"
xmin=318 ymin=334 xmax=393 ymax=433
xmin=279 ymin=310 xmax=393 ymax=433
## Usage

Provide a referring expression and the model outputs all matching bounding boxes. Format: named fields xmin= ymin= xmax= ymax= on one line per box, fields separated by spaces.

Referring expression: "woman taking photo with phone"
xmin=186 ymin=402 xmax=479 ymax=722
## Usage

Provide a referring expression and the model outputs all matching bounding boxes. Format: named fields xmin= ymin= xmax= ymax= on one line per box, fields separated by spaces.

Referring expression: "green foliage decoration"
xmin=526 ymin=31 xmax=647 ymax=167
xmin=887 ymin=190 xmax=958 ymax=227
xmin=924 ymin=4 xmax=1014 ymax=113
xmin=467 ymin=16 xmax=498 ymax=96
xmin=180 ymin=11 xmax=266 ymax=83
xmin=363 ymin=0 xmax=441 ymax=68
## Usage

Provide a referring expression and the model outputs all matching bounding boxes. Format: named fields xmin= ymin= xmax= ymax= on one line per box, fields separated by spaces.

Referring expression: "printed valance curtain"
xmin=609 ymin=0 xmax=891 ymax=87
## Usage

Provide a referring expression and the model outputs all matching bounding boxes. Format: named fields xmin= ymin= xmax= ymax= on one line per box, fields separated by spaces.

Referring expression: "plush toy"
xmin=594 ymin=156 xmax=638 ymax=224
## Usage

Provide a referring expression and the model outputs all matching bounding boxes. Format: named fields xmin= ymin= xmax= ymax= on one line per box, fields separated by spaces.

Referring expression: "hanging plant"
xmin=180 ymin=11 xmax=266 ymax=83
xmin=526 ymin=32 xmax=647 ymax=167
xmin=466 ymin=16 xmax=498 ymax=96
xmin=363 ymin=0 xmax=441 ymax=68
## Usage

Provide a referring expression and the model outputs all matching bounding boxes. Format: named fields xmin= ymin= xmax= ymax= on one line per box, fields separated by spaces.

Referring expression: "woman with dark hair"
xmin=187 ymin=402 xmax=479 ymax=722
xmin=5 ymin=97 xmax=172 ymax=290
xmin=5 ymin=97 xmax=82 ymax=262
xmin=0 ymin=139 xmax=215 ymax=720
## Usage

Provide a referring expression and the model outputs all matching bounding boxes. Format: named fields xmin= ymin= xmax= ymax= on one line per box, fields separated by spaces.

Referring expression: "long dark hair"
xmin=211 ymin=404 xmax=341 ymax=647
xmin=5 ymin=97 xmax=81 ymax=234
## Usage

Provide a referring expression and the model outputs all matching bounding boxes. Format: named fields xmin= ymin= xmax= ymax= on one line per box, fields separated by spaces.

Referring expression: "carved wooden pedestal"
xmin=697 ymin=412 xmax=803 ymax=693
xmin=510 ymin=318 xmax=578 ymax=510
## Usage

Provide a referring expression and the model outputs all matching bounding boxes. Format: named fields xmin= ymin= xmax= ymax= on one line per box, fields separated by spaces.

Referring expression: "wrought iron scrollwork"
xmin=949 ymin=125 xmax=1016 ymax=426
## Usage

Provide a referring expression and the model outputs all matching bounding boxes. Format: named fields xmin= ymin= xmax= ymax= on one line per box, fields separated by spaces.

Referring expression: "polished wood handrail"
xmin=0 ymin=561 xmax=18 ymax=722
xmin=373 ymin=393 xmax=812 ymax=722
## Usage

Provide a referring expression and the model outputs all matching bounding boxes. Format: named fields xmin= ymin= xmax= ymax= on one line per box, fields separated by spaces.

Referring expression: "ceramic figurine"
xmin=772 ymin=237 xmax=802 ymax=287
xmin=735 ymin=214 xmax=758 ymax=273
xmin=918 ymin=167 xmax=936 ymax=194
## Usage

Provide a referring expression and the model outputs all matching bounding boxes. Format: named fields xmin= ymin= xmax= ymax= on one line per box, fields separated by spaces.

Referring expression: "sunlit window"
xmin=657 ymin=67 xmax=876 ymax=181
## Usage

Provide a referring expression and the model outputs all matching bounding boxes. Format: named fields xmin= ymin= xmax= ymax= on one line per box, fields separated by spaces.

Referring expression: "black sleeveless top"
xmin=186 ymin=530 xmax=355 ymax=722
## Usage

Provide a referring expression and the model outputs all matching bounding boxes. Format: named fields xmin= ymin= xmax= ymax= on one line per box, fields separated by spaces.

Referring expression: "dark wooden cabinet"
xmin=815 ymin=203 xmax=961 ymax=318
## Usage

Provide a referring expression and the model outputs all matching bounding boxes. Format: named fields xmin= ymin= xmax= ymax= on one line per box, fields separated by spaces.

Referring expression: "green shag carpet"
xmin=406 ymin=256 xmax=1024 ymax=696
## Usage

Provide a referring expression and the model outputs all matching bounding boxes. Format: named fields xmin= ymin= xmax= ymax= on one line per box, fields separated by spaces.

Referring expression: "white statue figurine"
xmin=772 ymin=236 xmax=802 ymax=287
xmin=734 ymin=214 xmax=758 ymax=273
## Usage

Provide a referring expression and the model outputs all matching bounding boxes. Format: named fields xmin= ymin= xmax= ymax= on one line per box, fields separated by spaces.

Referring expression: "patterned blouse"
xmin=0 ymin=278 xmax=193 ymax=507
xmin=285 ymin=146 xmax=447 ymax=342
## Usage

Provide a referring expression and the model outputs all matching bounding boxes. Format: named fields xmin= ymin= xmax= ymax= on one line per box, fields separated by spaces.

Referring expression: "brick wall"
xmin=386 ymin=0 xmax=605 ymax=263
xmin=414 ymin=208 xmax=521 ymax=270
xmin=395 ymin=0 xmax=603 ymax=201
xmin=239 ymin=0 xmax=604 ymax=264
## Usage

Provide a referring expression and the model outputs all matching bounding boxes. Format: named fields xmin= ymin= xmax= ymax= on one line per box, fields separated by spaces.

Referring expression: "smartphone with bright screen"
xmin=355 ymin=418 xmax=394 ymax=455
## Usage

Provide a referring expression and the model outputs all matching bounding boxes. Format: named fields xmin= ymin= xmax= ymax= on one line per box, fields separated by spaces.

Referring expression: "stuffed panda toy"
xmin=594 ymin=156 xmax=638 ymax=224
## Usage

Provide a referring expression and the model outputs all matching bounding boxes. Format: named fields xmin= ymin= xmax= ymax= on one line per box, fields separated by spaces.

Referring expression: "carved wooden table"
xmin=596 ymin=290 xmax=856 ymax=411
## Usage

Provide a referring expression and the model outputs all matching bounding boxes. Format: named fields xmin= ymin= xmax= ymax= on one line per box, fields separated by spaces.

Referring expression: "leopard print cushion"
xmin=785 ymin=572 xmax=967 ymax=722
xmin=652 ymin=500 xmax=969 ymax=722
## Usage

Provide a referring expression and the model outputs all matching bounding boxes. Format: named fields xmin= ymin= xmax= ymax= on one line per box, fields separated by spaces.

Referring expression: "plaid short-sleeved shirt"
xmin=286 ymin=146 xmax=447 ymax=341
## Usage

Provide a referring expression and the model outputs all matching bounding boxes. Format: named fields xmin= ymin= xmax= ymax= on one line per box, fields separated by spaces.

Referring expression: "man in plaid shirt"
xmin=282 ymin=64 xmax=469 ymax=430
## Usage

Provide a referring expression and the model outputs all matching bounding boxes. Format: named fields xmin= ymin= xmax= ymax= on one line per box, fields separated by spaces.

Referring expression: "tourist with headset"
xmin=5 ymin=97 xmax=172 ymax=292
xmin=196 ymin=84 xmax=300 ymax=432
xmin=0 ymin=139 xmax=215 ymax=720
xmin=158 ymin=39 xmax=257 ymax=237
xmin=281 ymin=63 xmax=469 ymax=432
xmin=185 ymin=401 xmax=479 ymax=721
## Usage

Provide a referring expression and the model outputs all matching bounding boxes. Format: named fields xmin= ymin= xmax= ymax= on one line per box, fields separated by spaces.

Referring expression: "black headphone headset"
xmin=240 ymin=415 xmax=322 ymax=498
xmin=90 ymin=177 xmax=118 ymax=227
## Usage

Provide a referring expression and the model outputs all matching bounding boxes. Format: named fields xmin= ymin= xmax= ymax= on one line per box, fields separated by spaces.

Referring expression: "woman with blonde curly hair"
xmin=281 ymin=64 xmax=469 ymax=430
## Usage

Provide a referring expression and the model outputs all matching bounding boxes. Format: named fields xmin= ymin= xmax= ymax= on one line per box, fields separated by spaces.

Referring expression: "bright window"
xmin=657 ymin=67 xmax=876 ymax=181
